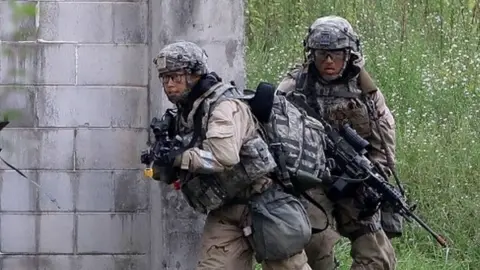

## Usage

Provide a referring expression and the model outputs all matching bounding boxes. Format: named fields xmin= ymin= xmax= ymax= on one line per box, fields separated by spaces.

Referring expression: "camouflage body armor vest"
xmin=295 ymin=67 xmax=372 ymax=139
xmin=175 ymin=82 xmax=277 ymax=214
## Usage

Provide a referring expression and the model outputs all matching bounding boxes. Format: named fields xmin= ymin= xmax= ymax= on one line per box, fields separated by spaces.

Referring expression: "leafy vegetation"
xmin=0 ymin=0 xmax=37 ymax=122
xmin=247 ymin=0 xmax=480 ymax=269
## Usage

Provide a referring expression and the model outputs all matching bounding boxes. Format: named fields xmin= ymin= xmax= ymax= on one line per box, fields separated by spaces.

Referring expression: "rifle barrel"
xmin=407 ymin=210 xmax=448 ymax=248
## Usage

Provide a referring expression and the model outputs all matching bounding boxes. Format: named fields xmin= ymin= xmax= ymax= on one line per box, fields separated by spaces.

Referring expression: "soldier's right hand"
xmin=140 ymin=150 xmax=151 ymax=165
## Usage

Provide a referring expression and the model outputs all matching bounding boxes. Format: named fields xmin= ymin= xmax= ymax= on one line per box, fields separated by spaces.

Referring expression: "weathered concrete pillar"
xmin=148 ymin=0 xmax=246 ymax=269
xmin=0 ymin=0 xmax=245 ymax=269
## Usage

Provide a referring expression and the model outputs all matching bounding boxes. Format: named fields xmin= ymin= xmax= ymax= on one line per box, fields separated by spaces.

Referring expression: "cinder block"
xmin=0 ymin=43 xmax=76 ymax=85
xmin=77 ymin=213 xmax=149 ymax=254
xmin=38 ymin=171 xmax=75 ymax=211
xmin=0 ymin=170 xmax=38 ymax=212
xmin=38 ymin=2 xmax=113 ymax=43
xmin=77 ymin=255 xmax=147 ymax=270
xmin=76 ymin=44 xmax=148 ymax=86
xmin=76 ymin=170 xmax=148 ymax=212
xmin=38 ymin=213 xmax=75 ymax=253
xmin=113 ymin=3 xmax=148 ymax=44
xmin=0 ymin=171 xmax=74 ymax=212
xmin=0 ymin=256 xmax=39 ymax=270
xmin=113 ymin=170 xmax=149 ymax=211
xmin=0 ymin=129 xmax=74 ymax=170
xmin=76 ymin=171 xmax=114 ymax=211
xmin=0 ymin=86 xmax=36 ymax=127
xmin=0 ymin=1 xmax=37 ymax=41
xmin=0 ymin=255 xmax=147 ymax=270
xmin=0 ymin=214 xmax=36 ymax=253
xmin=36 ymin=86 xmax=148 ymax=128
xmin=0 ymin=255 xmax=85 ymax=270
xmin=74 ymin=129 xmax=147 ymax=170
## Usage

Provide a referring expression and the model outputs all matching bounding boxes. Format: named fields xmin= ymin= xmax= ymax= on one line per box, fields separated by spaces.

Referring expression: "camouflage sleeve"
xmin=276 ymin=76 xmax=296 ymax=95
xmin=276 ymin=65 xmax=302 ymax=95
xmin=178 ymin=99 xmax=255 ymax=173
xmin=367 ymin=88 xmax=396 ymax=169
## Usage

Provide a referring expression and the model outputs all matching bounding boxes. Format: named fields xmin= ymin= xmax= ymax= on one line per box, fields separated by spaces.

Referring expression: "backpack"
xmin=242 ymin=82 xmax=328 ymax=194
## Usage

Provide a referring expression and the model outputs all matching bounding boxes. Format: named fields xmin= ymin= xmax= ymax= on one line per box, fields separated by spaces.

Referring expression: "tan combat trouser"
xmin=196 ymin=204 xmax=312 ymax=270
xmin=304 ymin=187 xmax=397 ymax=270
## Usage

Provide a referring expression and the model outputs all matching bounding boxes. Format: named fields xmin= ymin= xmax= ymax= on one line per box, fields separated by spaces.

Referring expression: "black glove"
xmin=140 ymin=149 xmax=153 ymax=165
xmin=150 ymin=148 xmax=184 ymax=184
xmin=153 ymin=147 xmax=184 ymax=167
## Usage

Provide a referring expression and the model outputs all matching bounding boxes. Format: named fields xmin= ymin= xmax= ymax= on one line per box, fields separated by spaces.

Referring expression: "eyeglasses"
xmin=314 ymin=50 xmax=346 ymax=62
xmin=159 ymin=73 xmax=185 ymax=84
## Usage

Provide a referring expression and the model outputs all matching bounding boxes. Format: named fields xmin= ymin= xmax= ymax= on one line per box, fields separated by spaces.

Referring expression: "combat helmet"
xmin=303 ymin=15 xmax=365 ymax=80
xmin=153 ymin=41 xmax=209 ymax=76
xmin=304 ymin=15 xmax=361 ymax=52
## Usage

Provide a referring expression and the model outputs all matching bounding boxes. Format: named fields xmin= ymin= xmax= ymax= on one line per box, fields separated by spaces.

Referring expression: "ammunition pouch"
xmin=381 ymin=202 xmax=404 ymax=239
xmin=180 ymin=165 xmax=254 ymax=214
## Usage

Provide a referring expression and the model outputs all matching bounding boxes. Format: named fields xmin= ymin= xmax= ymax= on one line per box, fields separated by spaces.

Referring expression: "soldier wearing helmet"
xmin=277 ymin=16 xmax=400 ymax=270
xmin=145 ymin=41 xmax=313 ymax=270
xmin=153 ymin=41 xmax=211 ymax=104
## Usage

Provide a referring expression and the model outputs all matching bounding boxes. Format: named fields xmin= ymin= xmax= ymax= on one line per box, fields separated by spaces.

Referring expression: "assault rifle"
xmin=140 ymin=108 xmax=185 ymax=184
xmin=141 ymin=108 xmax=179 ymax=177
xmin=287 ymin=92 xmax=448 ymax=248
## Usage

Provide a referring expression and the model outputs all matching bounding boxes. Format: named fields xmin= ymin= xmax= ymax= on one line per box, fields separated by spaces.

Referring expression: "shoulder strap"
xmin=357 ymin=68 xmax=378 ymax=94
xmin=188 ymin=82 xmax=236 ymax=148
xmin=187 ymin=82 xmax=230 ymax=126
xmin=294 ymin=66 xmax=308 ymax=92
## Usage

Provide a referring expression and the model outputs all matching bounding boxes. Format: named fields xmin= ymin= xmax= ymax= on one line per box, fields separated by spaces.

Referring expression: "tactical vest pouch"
xmin=240 ymin=135 xmax=277 ymax=181
xmin=248 ymin=187 xmax=312 ymax=262
xmin=181 ymin=164 xmax=255 ymax=214
xmin=326 ymin=99 xmax=372 ymax=139
xmin=343 ymin=102 xmax=371 ymax=138
xmin=180 ymin=174 xmax=226 ymax=214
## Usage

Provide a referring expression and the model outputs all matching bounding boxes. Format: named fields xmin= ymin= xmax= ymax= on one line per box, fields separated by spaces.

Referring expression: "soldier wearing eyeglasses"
xmin=147 ymin=41 xmax=312 ymax=270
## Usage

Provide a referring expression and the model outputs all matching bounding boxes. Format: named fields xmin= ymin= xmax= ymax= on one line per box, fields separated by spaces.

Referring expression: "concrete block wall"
xmin=0 ymin=0 xmax=150 ymax=269
xmin=0 ymin=0 xmax=245 ymax=269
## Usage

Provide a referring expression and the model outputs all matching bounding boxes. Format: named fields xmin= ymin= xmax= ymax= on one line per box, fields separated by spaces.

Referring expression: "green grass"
xmin=247 ymin=0 xmax=480 ymax=269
